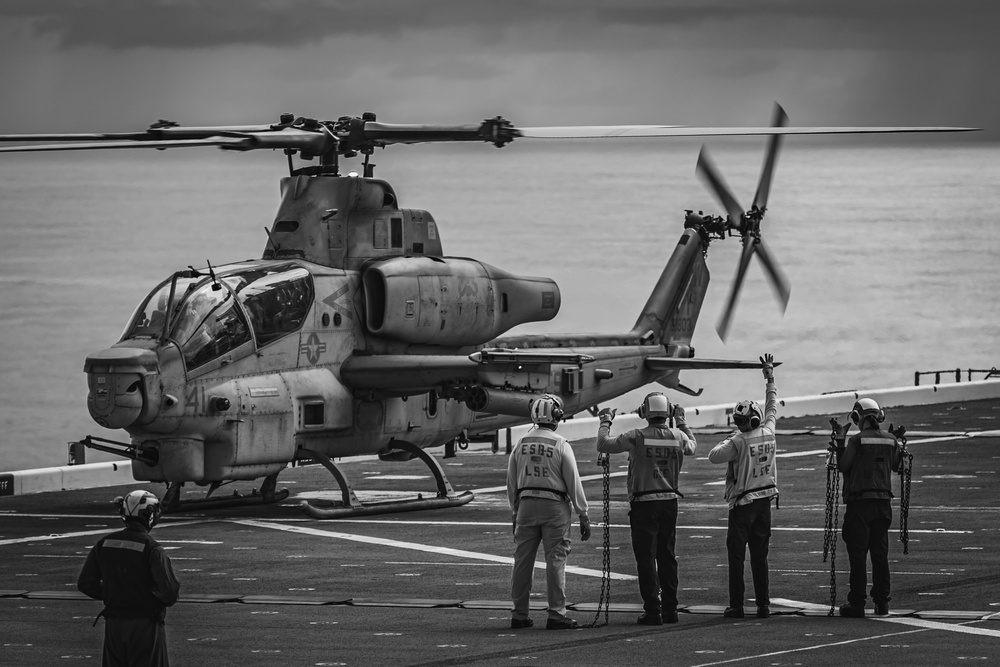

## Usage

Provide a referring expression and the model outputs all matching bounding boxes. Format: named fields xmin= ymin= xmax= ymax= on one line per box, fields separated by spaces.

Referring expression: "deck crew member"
xmin=507 ymin=394 xmax=591 ymax=630
xmin=709 ymin=354 xmax=778 ymax=620
xmin=78 ymin=489 xmax=180 ymax=667
xmin=832 ymin=398 xmax=905 ymax=617
xmin=596 ymin=392 xmax=696 ymax=625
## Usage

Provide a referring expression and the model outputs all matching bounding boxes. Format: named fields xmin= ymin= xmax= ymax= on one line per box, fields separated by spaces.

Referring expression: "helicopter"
xmin=0 ymin=106 xmax=974 ymax=517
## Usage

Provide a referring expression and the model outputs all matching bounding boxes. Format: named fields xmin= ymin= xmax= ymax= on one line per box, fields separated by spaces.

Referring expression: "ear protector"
xmin=850 ymin=398 xmax=885 ymax=426
xmin=637 ymin=392 xmax=671 ymax=420
xmin=733 ymin=399 xmax=763 ymax=430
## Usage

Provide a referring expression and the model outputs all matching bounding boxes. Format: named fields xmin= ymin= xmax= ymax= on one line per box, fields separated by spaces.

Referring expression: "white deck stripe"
xmin=234 ymin=519 xmax=636 ymax=580
xmin=692 ymin=597 xmax=999 ymax=666
xmin=690 ymin=627 xmax=929 ymax=666
xmin=0 ymin=519 xmax=211 ymax=547
xmin=873 ymin=616 xmax=1000 ymax=637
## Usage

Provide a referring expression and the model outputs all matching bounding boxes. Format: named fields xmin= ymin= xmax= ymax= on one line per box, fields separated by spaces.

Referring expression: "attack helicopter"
xmin=0 ymin=106 xmax=973 ymax=517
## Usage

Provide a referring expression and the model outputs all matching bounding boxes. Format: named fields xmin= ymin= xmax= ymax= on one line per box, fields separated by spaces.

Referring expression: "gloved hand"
xmin=672 ymin=403 xmax=687 ymax=426
xmin=889 ymin=423 xmax=907 ymax=441
xmin=598 ymin=407 xmax=616 ymax=427
xmin=579 ymin=514 xmax=591 ymax=542
xmin=760 ymin=353 xmax=774 ymax=381
xmin=830 ymin=417 xmax=851 ymax=440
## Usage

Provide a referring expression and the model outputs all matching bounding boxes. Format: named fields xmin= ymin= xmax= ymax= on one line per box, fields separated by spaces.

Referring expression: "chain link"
xmin=898 ymin=434 xmax=913 ymax=555
xmin=584 ymin=453 xmax=612 ymax=628
xmin=823 ymin=433 xmax=840 ymax=616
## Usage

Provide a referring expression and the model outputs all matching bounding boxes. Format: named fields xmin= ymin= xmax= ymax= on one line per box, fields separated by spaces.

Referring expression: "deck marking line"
xmin=872 ymin=616 xmax=1000 ymax=637
xmin=283 ymin=518 xmax=971 ymax=535
xmin=689 ymin=627 xmax=929 ymax=667
xmin=0 ymin=520 xmax=214 ymax=547
xmin=234 ymin=519 xmax=636 ymax=580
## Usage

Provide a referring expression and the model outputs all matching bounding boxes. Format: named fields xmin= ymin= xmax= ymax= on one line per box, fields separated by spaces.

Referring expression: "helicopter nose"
xmin=84 ymin=347 xmax=159 ymax=430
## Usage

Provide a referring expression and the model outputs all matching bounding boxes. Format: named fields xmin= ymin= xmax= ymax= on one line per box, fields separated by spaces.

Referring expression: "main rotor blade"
xmin=753 ymin=237 xmax=791 ymax=313
xmin=0 ymin=129 xmax=333 ymax=154
xmin=752 ymin=104 xmax=789 ymax=212
xmin=516 ymin=125 xmax=977 ymax=139
xmin=697 ymin=146 xmax=745 ymax=226
xmin=0 ymin=138 xmax=246 ymax=153
xmin=0 ymin=125 xmax=275 ymax=143
xmin=716 ymin=239 xmax=757 ymax=341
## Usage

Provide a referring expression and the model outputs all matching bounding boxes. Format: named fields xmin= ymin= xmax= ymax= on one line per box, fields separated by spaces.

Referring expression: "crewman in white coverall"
xmin=507 ymin=394 xmax=591 ymax=630
xmin=709 ymin=354 xmax=779 ymax=620
xmin=596 ymin=392 xmax=697 ymax=625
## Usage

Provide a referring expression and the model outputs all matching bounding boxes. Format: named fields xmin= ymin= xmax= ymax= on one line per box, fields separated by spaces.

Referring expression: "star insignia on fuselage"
xmin=300 ymin=332 xmax=327 ymax=364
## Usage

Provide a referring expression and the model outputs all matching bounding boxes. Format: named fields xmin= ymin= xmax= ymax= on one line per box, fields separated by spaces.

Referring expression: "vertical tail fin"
xmin=629 ymin=229 xmax=710 ymax=346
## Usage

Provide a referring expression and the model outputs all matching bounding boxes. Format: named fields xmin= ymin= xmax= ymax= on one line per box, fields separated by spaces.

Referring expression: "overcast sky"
xmin=0 ymin=0 xmax=995 ymax=137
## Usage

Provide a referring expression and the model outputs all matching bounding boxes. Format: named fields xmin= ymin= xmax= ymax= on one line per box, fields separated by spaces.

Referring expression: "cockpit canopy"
xmin=124 ymin=263 xmax=314 ymax=371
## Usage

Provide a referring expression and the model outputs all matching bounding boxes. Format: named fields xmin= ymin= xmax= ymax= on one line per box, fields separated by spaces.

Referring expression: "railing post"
xmin=914 ymin=371 xmax=920 ymax=386
xmin=956 ymin=368 xmax=961 ymax=383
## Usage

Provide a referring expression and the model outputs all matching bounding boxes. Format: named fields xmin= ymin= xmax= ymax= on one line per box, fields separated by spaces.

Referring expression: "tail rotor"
xmin=696 ymin=103 xmax=791 ymax=341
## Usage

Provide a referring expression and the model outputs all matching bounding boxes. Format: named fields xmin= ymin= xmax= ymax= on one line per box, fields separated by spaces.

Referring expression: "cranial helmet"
xmin=733 ymin=399 xmax=763 ymax=431
xmin=851 ymin=398 xmax=885 ymax=426
xmin=638 ymin=392 xmax=671 ymax=420
xmin=530 ymin=394 xmax=565 ymax=426
xmin=115 ymin=490 xmax=162 ymax=529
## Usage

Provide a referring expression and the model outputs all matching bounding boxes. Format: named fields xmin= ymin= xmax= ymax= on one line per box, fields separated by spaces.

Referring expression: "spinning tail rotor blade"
xmin=716 ymin=239 xmax=757 ymax=341
xmin=753 ymin=236 xmax=791 ymax=313
xmin=752 ymin=104 xmax=788 ymax=212
xmin=697 ymin=146 xmax=744 ymax=227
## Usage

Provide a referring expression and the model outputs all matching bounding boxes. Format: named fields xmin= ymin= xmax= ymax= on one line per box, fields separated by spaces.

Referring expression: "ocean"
xmin=1 ymin=137 xmax=998 ymax=471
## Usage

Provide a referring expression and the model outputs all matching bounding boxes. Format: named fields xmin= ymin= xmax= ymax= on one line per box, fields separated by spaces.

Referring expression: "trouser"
xmin=726 ymin=497 xmax=772 ymax=609
xmin=511 ymin=497 xmax=572 ymax=621
xmin=842 ymin=499 xmax=893 ymax=606
xmin=103 ymin=616 xmax=169 ymax=667
xmin=628 ymin=499 xmax=679 ymax=614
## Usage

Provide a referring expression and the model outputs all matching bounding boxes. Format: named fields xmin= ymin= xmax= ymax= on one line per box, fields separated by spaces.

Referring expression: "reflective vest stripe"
xmin=103 ymin=539 xmax=145 ymax=552
xmin=517 ymin=486 xmax=568 ymax=499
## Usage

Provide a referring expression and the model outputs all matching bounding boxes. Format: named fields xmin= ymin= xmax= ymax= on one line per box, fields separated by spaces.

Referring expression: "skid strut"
xmin=161 ymin=472 xmax=289 ymax=513
xmin=299 ymin=441 xmax=474 ymax=519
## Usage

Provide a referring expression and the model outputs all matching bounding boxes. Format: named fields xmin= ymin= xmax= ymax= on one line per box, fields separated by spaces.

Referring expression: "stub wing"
xmin=645 ymin=356 xmax=776 ymax=371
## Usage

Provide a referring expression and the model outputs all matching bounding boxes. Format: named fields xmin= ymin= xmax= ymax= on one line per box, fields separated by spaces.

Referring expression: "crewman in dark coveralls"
xmin=78 ymin=490 xmax=180 ymax=666
xmin=832 ymin=398 xmax=904 ymax=617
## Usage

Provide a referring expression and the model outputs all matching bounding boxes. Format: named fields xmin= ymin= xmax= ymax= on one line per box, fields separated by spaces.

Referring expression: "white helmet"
xmin=733 ymin=399 xmax=763 ymax=431
xmin=851 ymin=398 xmax=885 ymax=426
xmin=115 ymin=490 xmax=162 ymax=528
xmin=530 ymin=394 xmax=564 ymax=426
xmin=638 ymin=392 xmax=671 ymax=420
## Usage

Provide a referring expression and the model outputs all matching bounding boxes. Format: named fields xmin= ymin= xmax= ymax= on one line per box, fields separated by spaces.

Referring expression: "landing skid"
xmin=161 ymin=473 xmax=289 ymax=513
xmin=298 ymin=441 xmax=475 ymax=519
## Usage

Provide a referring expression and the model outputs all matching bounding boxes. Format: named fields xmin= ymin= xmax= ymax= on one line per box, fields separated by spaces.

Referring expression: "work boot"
xmin=510 ymin=618 xmax=533 ymax=629
xmin=723 ymin=607 xmax=745 ymax=619
xmin=756 ymin=605 xmax=770 ymax=619
xmin=637 ymin=612 xmax=663 ymax=626
xmin=839 ymin=602 xmax=866 ymax=618
xmin=546 ymin=617 xmax=579 ymax=630
xmin=663 ymin=608 xmax=679 ymax=624
xmin=874 ymin=601 xmax=890 ymax=616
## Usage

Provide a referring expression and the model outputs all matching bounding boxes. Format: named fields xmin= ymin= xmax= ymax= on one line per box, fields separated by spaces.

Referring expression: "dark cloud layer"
xmin=6 ymin=0 xmax=998 ymax=52
xmin=0 ymin=1 xmax=994 ymax=137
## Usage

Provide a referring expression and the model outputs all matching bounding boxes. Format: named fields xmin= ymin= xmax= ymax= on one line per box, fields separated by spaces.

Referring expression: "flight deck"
xmin=3 ymin=397 xmax=1000 ymax=666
